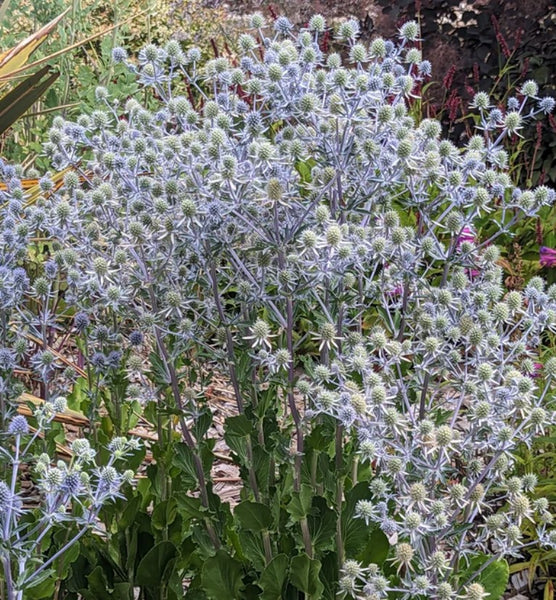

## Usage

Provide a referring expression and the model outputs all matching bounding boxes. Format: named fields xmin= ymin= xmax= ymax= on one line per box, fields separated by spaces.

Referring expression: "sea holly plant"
xmin=0 ymin=404 xmax=137 ymax=600
xmin=0 ymin=169 xmax=139 ymax=598
xmin=3 ymin=12 xmax=556 ymax=599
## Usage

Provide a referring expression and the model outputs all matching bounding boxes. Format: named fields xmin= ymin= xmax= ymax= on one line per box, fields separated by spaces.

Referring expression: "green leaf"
xmin=125 ymin=526 xmax=139 ymax=577
xmin=22 ymin=569 xmax=56 ymax=600
xmin=137 ymin=476 xmax=152 ymax=508
xmin=112 ymin=583 xmax=132 ymax=599
xmin=290 ymin=554 xmax=324 ymax=600
xmin=237 ymin=530 xmax=267 ymax=572
xmin=235 ymin=501 xmax=273 ymax=532
xmin=251 ymin=445 xmax=272 ymax=495
xmin=193 ymin=409 xmax=213 ymax=440
xmin=118 ymin=494 xmax=141 ymax=530
xmin=175 ymin=494 xmax=207 ymax=521
xmin=84 ymin=567 xmax=114 ymax=600
xmin=184 ymin=589 xmax=208 ymax=600
xmin=319 ymin=552 xmax=339 ymax=600
xmin=201 ymin=550 xmax=244 ymax=599
xmin=305 ymin=419 xmax=335 ymax=452
xmin=358 ymin=528 xmax=390 ymax=567
xmin=286 ymin=484 xmax=313 ymax=521
xmin=259 ymin=554 xmax=289 ymax=600
xmin=308 ymin=496 xmax=337 ymax=552
xmin=459 ymin=554 xmax=509 ymax=600
xmin=173 ymin=442 xmax=202 ymax=484
xmin=295 ymin=158 xmax=316 ymax=184
xmin=136 ymin=541 xmax=177 ymax=587
xmin=152 ymin=497 xmax=178 ymax=531
xmin=54 ymin=539 xmax=81 ymax=580
xmin=472 ymin=556 xmax=508 ymax=600
xmin=252 ymin=386 xmax=278 ymax=419
xmin=148 ymin=351 xmax=170 ymax=384
xmin=342 ymin=482 xmax=373 ymax=557
xmin=191 ymin=524 xmax=218 ymax=559
xmin=224 ymin=415 xmax=253 ymax=462
xmin=225 ymin=414 xmax=253 ymax=437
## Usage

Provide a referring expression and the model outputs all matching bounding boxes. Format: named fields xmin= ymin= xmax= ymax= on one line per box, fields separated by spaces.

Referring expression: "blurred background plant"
xmin=367 ymin=0 xmax=556 ymax=287
xmin=0 ymin=0 xmax=232 ymax=170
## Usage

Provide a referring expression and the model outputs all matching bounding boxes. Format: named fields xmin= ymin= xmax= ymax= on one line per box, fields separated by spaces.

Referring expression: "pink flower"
xmin=540 ymin=246 xmax=556 ymax=268
xmin=386 ymin=285 xmax=404 ymax=297
xmin=530 ymin=363 xmax=543 ymax=378
xmin=383 ymin=264 xmax=404 ymax=296
xmin=456 ymin=226 xmax=476 ymax=249
xmin=454 ymin=227 xmax=479 ymax=279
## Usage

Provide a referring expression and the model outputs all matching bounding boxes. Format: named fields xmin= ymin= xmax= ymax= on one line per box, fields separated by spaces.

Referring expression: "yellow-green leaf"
xmin=0 ymin=65 xmax=59 ymax=135
xmin=0 ymin=8 xmax=69 ymax=80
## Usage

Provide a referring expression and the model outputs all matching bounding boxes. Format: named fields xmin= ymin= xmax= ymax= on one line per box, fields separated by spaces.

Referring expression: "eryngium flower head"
xmin=98 ymin=466 xmax=120 ymax=495
xmin=62 ymin=471 xmax=82 ymax=495
xmin=0 ymin=481 xmax=13 ymax=511
xmin=274 ymin=16 xmax=293 ymax=35
xmin=539 ymin=97 xmax=555 ymax=114
xmin=112 ymin=47 xmax=128 ymax=63
xmin=0 ymin=348 xmax=15 ymax=371
xmin=72 ymin=438 xmax=96 ymax=462
xmin=8 ymin=415 xmax=29 ymax=436
xmin=129 ymin=330 xmax=144 ymax=346
xmin=399 ymin=21 xmax=420 ymax=41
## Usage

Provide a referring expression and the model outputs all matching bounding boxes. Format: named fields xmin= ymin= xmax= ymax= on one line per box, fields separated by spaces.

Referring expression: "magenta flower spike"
xmin=540 ymin=246 xmax=556 ymax=267
xmin=456 ymin=226 xmax=476 ymax=249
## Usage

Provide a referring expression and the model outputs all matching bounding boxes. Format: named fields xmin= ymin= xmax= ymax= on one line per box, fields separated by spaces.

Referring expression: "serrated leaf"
xmin=235 ymin=501 xmax=273 ymax=532
xmin=259 ymin=554 xmax=289 ymax=600
xmin=175 ymin=494 xmax=207 ymax=521
xmin=308 ymin=496 xmax=337 ymax=552
xmin=290 ymin=554 xmax=324 ymax=600
xmin=342 ymin=481 xmax=373 ymax=557
xmin=237 ymin=529 xmax=267 ymax=572
xmin=224 ymin=414 xmax=253 ymax=462
xmin=148 ymin=351 xmax=170 ymax=384
xmin=173 ymin=442 xmax=202 ymax=483
xmin=201 ymin=550 xmax=243 ymax=599
xmin=193 ymin=409 xmax=212 ymax=440
xmin=136 ymin=541 xmax=177 ymax=587
xmin=477 ymin=559 xmax=509 ymax=600
xmin=151 ymin=497 xmax=178 ymax=531
xmin=287 ymin=484 xmax=313 ymax=521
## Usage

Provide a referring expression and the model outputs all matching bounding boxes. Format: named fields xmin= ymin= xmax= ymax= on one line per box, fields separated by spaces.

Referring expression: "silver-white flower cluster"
xmin=4 ymin=13 xmax=553 ymax=599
